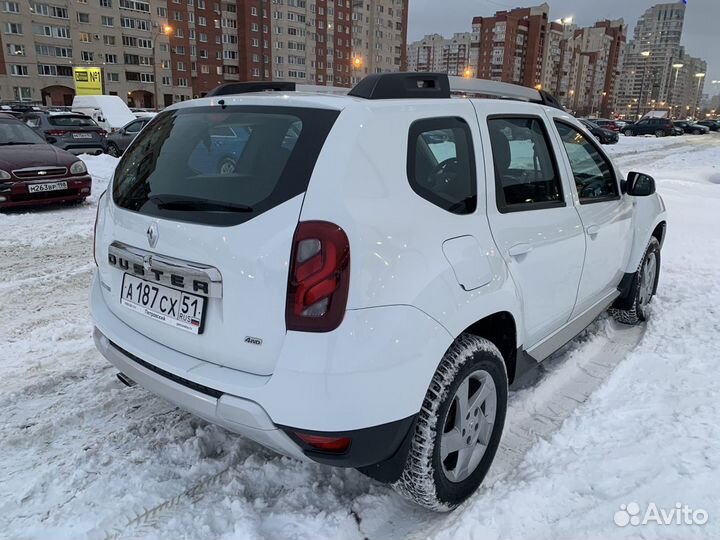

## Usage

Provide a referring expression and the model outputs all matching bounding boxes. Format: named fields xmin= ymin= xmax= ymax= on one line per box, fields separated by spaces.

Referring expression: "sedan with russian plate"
xmin=0 ymin=115 xmax=92 ymax=209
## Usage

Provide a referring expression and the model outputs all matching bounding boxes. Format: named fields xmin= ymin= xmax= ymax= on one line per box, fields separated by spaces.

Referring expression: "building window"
xmin=105 ymin=53 xmax=117 ymax=63
xmin=101 ymin=15 xmax=113 ymax=26
xmin=81 ymin=51 xmax=94 ymax=61
xmin=79 ymin=32 xmax=91 ymax=42
xmin=177 ymin=78 xmax=188 ymax=87
xmin=100 ymin=0 xmax=112 ymax=6
xmin=103 ymin=34 xmax=115 ymax=45
xmin=77 ymin=12 xmax=90 ymax=23
xmin=107 ymin=72 xmax=120 ymax=81
xmin=4 ymin=22 xmax=23 ymax=34
xmin=156 ymin=6 xmax=166 ymax=16
xmin=6 ymin=43 xmax=25 ymax=56
xmin=2 ymin=1 xmax=20 ymax=12
xmin=161 ymin=76 xmax=171 ymax=85
xmin=13 ymin=87 xmax=33 ymax=101
xmin=177 ymin=61 xmax=186 ymax=71
xmin=10 ymin=64 xmax=29 ymax=76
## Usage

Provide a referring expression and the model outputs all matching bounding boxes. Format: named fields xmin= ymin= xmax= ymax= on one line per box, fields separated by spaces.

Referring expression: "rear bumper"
xmin=0 ymin=175 xmax=91 ymax=208
xmin=93 ymin=326 xmax=311 ymax=462
xmin=90 ymin=273 xmax=450 ymax=471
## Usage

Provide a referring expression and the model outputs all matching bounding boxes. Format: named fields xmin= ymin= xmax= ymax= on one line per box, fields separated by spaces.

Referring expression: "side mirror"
xmin=626 ymin=172 xmax=656 ymax=197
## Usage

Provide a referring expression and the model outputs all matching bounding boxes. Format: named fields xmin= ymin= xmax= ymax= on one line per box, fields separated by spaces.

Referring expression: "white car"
xmin=91 ymin=74 xmax=667 ymax=511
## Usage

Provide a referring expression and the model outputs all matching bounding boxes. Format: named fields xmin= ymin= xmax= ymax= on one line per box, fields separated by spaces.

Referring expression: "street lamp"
xmin=463 ymin=67 xmax=473 ymax=79
xmin=637 ymin=51 xmax=651 ymax=119
xmin=670 ymin=63 xmax=684 ymax=118
xmin=694 ymin=72 xmax=706 ymax=118
xmin=152 ymin=23 xmax=172 ymax=111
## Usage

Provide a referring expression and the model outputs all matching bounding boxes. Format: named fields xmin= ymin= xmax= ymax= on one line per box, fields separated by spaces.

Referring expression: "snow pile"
xmin=1 ymin=137 xmax=719 ymax=539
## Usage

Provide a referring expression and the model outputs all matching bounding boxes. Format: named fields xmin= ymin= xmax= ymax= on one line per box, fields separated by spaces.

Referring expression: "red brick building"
xmin=471 ymin=3 xmax=550 ymax=88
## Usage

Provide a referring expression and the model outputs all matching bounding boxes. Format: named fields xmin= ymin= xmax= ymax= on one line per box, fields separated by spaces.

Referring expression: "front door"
xmin=551 ymin=119 xmax=633 ymax=315
xmin=480 ymin=108 xmax=585 ymax=347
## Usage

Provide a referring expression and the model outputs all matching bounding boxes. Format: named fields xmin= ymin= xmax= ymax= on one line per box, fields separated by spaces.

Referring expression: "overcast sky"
xmin=409 ymin=0 xmax=719 ymax=94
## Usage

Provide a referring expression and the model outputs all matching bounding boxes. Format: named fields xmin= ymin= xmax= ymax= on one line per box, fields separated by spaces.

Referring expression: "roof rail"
xmin=206 ymin=82 xmax=296 ymax=97
xmin=206 ymin=81 xmax=350 ymax=98
xmin=348 ymin=73 xmax=450 ymax=100
xmin=345 ymin=73 xmax=565 ymax=110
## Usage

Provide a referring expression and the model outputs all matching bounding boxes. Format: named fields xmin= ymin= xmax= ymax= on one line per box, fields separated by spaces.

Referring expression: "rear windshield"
xmin=112 ymin=106 xmax=339 ymax=226
xmin=49 ymin=115 xmax=98 ymax=127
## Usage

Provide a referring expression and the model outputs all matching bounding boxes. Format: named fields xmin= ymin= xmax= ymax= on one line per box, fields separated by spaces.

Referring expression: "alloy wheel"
xmin=440 ymin=369 xmax=497 ymax=483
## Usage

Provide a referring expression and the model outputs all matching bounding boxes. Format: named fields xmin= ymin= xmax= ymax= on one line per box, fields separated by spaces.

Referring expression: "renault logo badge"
xmin=146 ymin=222 xmax=159 ymax=248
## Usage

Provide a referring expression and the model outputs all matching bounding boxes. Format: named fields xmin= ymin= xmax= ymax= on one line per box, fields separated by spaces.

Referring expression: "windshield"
xmin=49 ymin=115 xmax=98 ymax=127
xmin=0 ymin=120 xmax=46 ymax=145
xmin=113 ymin=105 xmax=339 ymax=226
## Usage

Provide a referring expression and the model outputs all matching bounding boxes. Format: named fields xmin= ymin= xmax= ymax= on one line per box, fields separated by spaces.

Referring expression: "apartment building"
xmin=616 ymin=1 xmax=687 ymax=118
xmin=668 ymin=48 xmax=707 ymax=117
xmin=471 ymin=3 xmax=549 ymax=88
xmin=559 ymin=20 xmax=626 ymax=116
xmin=0 ymin=0 xmax=183 ymax=106
xmin=406 ymin=32 xmax=472 ymax=77
xmin=0 ymin=0 xmax=407 ymax=106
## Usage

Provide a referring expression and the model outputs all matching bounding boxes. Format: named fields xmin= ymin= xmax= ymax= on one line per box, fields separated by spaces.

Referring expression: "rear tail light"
xmin=286 ymin=221 xmax=350 ymax=333
xmin=46 ymin=130 xmax=68 ymax=137
xmin=293 ymin=432 xmax=351 ymax=453
xmin=96 ymin=129 xmax=107 ymax=137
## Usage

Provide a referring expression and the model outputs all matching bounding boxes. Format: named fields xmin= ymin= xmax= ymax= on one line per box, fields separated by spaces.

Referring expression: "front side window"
xmin=113 ymin=106 xmax=339 ymax=226
xmin=407 ymin=117 xmax=477 ymax=215
xmin=555 ymin=121 xmax=619 ymax=203
xmin=487 ymin=117 xmax=563 ymax=212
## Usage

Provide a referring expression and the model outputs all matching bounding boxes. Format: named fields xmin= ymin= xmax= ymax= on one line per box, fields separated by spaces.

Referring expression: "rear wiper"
xmin=149 ymin=194 xmax=253 ymax=213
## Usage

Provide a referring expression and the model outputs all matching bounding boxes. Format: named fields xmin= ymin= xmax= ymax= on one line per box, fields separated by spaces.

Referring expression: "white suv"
xmin=91 ymin=74 xmax=667 ymax=511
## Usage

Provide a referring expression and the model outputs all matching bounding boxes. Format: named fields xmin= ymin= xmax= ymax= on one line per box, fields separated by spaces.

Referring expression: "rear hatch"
xmin=96 ymin=104 xmax=339 ymax=376
xmin=48 ymin=114 xmax=104 ymax=145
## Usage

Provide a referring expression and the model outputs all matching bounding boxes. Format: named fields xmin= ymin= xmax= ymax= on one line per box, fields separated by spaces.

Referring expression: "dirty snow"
xmin=1 ymin=135 xmax=719 ymax=539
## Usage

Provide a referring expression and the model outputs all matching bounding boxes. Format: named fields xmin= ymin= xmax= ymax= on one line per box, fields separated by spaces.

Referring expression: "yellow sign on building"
xmin=73 ymin=67 xmax=103 ymax=96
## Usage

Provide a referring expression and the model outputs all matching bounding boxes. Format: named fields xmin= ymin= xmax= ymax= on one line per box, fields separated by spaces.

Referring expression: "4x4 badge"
xmin=146 ymin=222 xmax=159 ymax=248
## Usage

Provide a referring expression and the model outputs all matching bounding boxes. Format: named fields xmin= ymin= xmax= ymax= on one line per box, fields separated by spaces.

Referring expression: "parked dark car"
xmin=587 ymin=118 xmax=620 ymax=132
xmin=622 ymin=117 xmax=675 ymax=137
xmin=23 ymin=112 xmax=107 ymax=155
xmin=0 ymin=115 xmax=92 ymax=209
xmin=105 ymin=117 xmax=152 ymax=157
xmin=580 ymin=119 xmax=619 ymax=144
xmin=673 ymin=121 xmax=710 ymax=135
xmin=697 ymin=120 xmax=719 ymax=132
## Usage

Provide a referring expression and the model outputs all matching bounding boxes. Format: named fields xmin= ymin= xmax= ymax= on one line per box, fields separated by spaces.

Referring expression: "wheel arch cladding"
xmin=462 ymin=311 xmax=517 ymax=383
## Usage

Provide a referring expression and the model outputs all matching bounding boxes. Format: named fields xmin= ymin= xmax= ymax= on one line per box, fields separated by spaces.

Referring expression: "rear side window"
xmin=49 ymin=115 xmax=97 ymax=127
xmin=487 ymin=117 xmax=564 ymax=212
xmin=407 ymin=117 xmax=477 ymax=215
xmin=112 ymin=106 xmax=339 ymax=226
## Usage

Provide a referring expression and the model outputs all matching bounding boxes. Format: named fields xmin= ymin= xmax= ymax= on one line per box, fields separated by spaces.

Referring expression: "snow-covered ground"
xmin=1 ymin=135 xmax=719 ymax=540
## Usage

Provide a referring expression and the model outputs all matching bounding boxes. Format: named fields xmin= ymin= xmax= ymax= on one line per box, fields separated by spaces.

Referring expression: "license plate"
xmin=120 ymin=274 xmax=206 ymax=334
xmin=72 ymin=133 xmax=92 ymax=139
xmin=28 ymin=181 xmax=68 ymax=193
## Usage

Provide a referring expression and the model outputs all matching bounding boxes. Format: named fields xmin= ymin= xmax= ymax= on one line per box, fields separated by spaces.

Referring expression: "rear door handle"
xmin=508 ymin=243 xmax=533 ymax=257
xmin=586 ymin=225 xmax=600 ymax=237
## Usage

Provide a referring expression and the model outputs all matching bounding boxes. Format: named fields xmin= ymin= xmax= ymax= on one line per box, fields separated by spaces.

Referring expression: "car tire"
xmin=624 ymin=129 xmax=634 ymax=136
xmin=610 ymin=237 xmax=661 ymax=325
xmin=393 ymin=334 xmax=508 ymax=511
xmin=655 ymin=129 xmax=666 ymax=137
xmin=693 ymin=129 xmax=701 ymax=135
xmin=107 ymin=143 xmax=121 ymax=157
